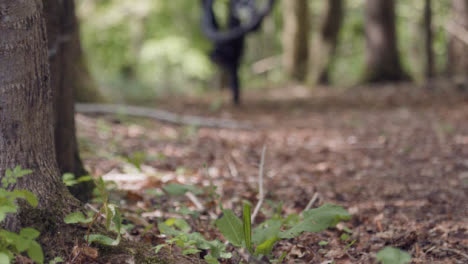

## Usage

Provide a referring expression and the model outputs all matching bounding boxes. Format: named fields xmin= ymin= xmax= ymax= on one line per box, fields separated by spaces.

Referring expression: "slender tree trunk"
xmin=423 ymin=0 xmax=434 ymax=79
xmin=283 ymin=0 xmax=310 ymax=81
xmin=318 ymin=0 xmax=345 ymax=85
xmin=44 ymin=0 xmax=93 ymax=202
xmin=364 ymin=0 xmax=408 ymax=82
xmin=0 ymin=0 xmax=79 ymax=230
xmin=447 ymin=0 xmax=468 ymax=80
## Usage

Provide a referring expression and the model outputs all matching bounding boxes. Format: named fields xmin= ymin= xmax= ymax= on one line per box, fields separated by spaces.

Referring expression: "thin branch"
xmin=251 ymin=145 xmax=266 ymax=223
xmin=75 ymin=103 xmax=253 ymax=130
xmin=304 ymin=193 xmax=319 ymax=212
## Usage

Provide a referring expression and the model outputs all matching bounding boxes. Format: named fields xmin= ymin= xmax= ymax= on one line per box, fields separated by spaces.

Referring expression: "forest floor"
xmin=77 ymin=82 xmax=468 ymax=264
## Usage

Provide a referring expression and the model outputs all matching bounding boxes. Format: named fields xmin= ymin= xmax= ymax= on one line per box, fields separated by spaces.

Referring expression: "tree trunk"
xmin=318 ymin=0 xmax=345 ymax=85
xmin=283 ymin=0 xmax=310 ymax=81
xmin=44 ymin=0 xmax=94 ymax=202
xmin=364 ymin=0 xmax=408 ymax=82
xmin=0 ymin=0 xmax=79 ymax=230
xmin=447 ymin=0 xmax=468 ymax=80
xmin=423 ymin=0 xmax=434 ymax=79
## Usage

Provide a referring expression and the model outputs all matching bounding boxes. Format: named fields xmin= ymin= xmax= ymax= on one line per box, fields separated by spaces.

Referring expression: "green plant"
xmin=215 ymin=203 xmax=351 ymax=261
xmin=157 ymin=218 xmax=232 ymax=264
xmin=62 ymin=173 xmax=92 ymax=187
xmin=159 ymin=203 xmax=350 ymax=263
xmin=64 ymin=177 xmax=123 ymax=246
xmin=0 ymin=166 xmax=43 ymax=264
xmin=376 ymin=247 xmax=411 ymax=264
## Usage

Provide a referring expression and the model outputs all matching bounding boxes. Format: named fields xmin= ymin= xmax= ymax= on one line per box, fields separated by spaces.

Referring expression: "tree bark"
xmin=423 ymin=0 xmax=434 ymax=79
xmin=0 ymin=0 xmax=79 ymax=230
xmin=318 ymin=0 xmax=345 ymax=85
xmin=447 ymin=0 xmax=468 ymax=80
xmin=364 ymin=0 xmax=408 ymax=82
xmin=44 ymin=0 xmax=94 ymax=202
xmin=282 ymin=0 xmax=310 ymax=81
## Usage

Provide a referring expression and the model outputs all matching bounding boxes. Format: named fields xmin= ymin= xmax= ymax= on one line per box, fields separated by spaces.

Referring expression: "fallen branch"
xmin=75 ymin=103 xmax=253 ymax=130
xmin=251 ymin=145 xmax=266 ymax=223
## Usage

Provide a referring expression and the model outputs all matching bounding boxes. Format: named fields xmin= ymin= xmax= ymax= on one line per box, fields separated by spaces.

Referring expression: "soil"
xmin=77 ymin=82 xmax=468 ymax=264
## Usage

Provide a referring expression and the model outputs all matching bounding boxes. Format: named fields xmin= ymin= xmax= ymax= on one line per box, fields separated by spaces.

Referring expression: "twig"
xmin=304 ymin=193 xmax=319 ymax=212
xmin=441 ymin=247 xmax=468 ymax=260
xmin=185 ymin=192 xmax=204 ymax=211
xmin=251 ymin=145 xmax=266 ymax=223
xmin=75 ymin=103 xmax=252 ymax=130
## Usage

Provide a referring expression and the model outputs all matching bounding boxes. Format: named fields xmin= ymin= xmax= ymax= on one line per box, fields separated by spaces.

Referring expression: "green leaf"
xmin=340 ymin=233 xmax=350 ymax=241
xmin=15 ymin=237 xmax=30 ymax=252
xmin=154 ymin=244 xmax=166 ymax=254
xmin=215 ymin=209 xmax=244 ymax=247
xmin=0 ymin=252 xmax=10 ymax=264
xmin=110 ymin=205 xmax=122 ymax=234
xmin=204 ymin=255 xmax=220 ymax=264
xmin=49 ymin=256 xmax=64 ymax=264
xmin=88 ymin=234 xmax=120 ymax=246
xmin=13 ymin=166 xmax=33 ymax=178
xmin=168 ymin=218 xmax=191 ymax=233
xmin=376 ymin=247 xmax=411 ymax=264
xmin=279 ymin=204 xmax=351 ymax=239
xmin=252 ymin=219 xmax=281 ymax=246
xmin=182 ymin=248 xmax=201 ymax=255
xmin=242 ymin=204 xmax=252 ymax=253
xmin=12 ymin=190 xmax=38 ymax=207
xmin=27 ymin=241 xmax=44 ymax=264
xmin=0 ymin=205 xmax=19 ymax=222
xmin=20 ymin=228 xmax=40 ymax=240
xmin=163 ymin=183 xmax=202 ymax=195
xmin=64 ymin=212 xmax=92 ymax=224
xmin=318 ymin=240 xmax=329 ymax=246
xmin=254 ymin=236 xmax=279 ymax=256
xmin=158 ymin=222 xmax=180 ymax=237
xmin=62 ymin=173 xmax=77 ymax=186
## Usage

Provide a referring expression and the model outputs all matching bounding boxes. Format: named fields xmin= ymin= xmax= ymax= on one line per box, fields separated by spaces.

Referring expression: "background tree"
xmin=318 ymin=0 xmax=345 ymax=84
xmin=447 ymin=0 xmax=468 ymax=80
xmin=364 ymin=0 xmax=408 ymax=82
xmin=424 ymin=0 xmax=434 ymax=79
xmin=44 ymin=0 xmax=94 ymax=202
xmin=282 ymin=0 xmax=310 ymax=81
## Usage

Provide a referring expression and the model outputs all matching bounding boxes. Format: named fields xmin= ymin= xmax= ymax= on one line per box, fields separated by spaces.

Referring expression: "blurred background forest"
xmin=76 ymin=0 xmax=452 ymax=104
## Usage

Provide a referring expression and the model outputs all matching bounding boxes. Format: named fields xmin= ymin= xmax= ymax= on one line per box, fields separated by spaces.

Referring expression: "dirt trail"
xmin=78 ymin=84 xmax=468 ymax=263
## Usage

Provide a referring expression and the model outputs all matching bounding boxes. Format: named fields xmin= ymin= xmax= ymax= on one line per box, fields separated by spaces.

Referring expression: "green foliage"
xmin=49 ymin=256 xmax=64 ymax=264
xmin=278 ymin=204 xmax=351 ymax=239
xmin=242 ymin=204 xmax=253 ymax=253
xmin=163 ymin=183 xmax=203 ymax=196
xmin=0 ymin=167 xmax=43 ymax=264
xmin=215 ymin=204 xmax=350 ymax=261
xmin=215 ymin=209 xmax=244 ymax=247
xmin=62 ymin=173 xmax=92 ymax=187
xmin=64 ymin=177 xmax=123 ymax=247
xmin=1 ymin=166 xmax=32 ymax=188
xmin=376 ymin=247 xmax=411 ymax=264
xmin=158 ymin=218 xmax=231 ymax=264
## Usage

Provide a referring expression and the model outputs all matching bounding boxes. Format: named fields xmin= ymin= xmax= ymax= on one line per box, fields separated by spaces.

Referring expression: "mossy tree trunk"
xmin=447 ymin=0 xmax=468 ymax=80
xmin=282 ymin=0 xmax=310 ymax=81
xmin=318 ymin=0 xmax=345 ymax=85
xmin=44 ymin=0 xmax=94 ymax=202
xmin=0 ymin=0 xmax=80 ymax=231
xmin=364 ymin=0 xmax=408 ymax=82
